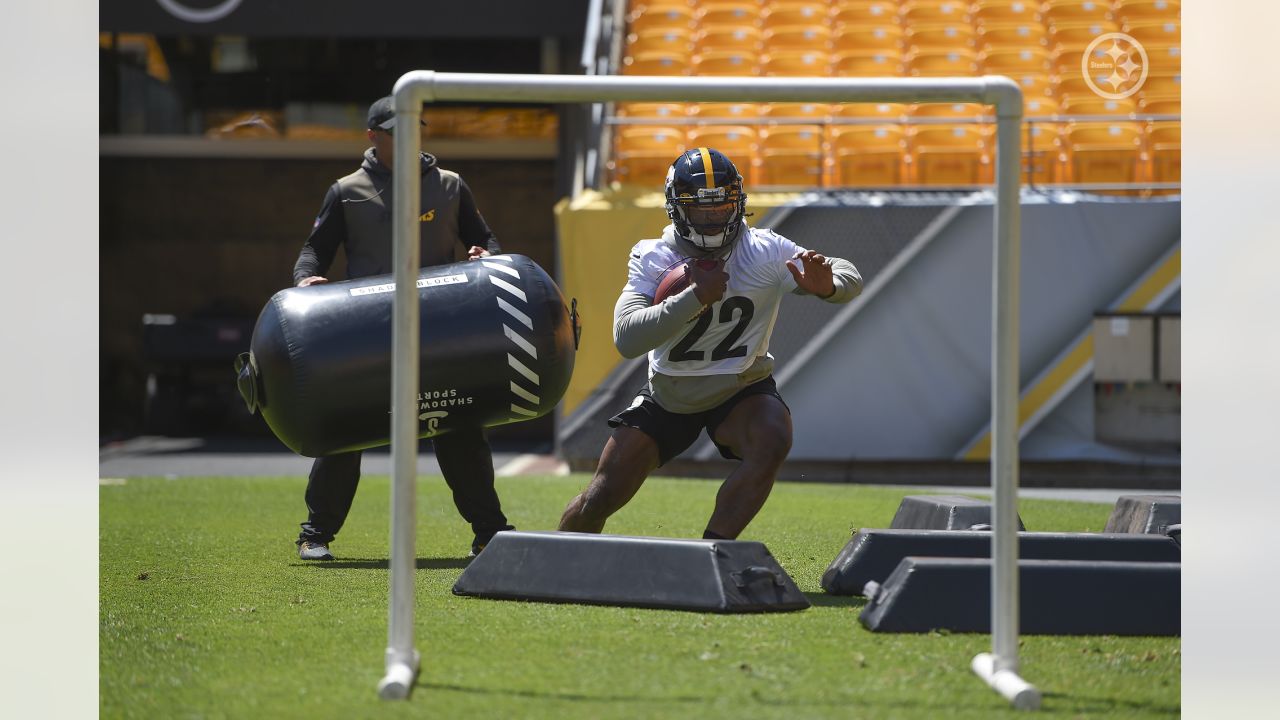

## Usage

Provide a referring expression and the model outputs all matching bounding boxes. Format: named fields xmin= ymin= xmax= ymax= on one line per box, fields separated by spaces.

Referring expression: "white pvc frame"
xmin=378 ymin=71 xmax=1037 ymax=710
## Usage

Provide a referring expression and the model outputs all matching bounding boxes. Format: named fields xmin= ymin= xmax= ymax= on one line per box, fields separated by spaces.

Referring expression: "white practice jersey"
xmin=624 ymin=224 xmax=803 ymax=377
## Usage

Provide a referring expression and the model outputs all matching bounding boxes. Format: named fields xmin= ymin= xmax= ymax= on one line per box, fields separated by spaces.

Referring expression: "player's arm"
xmin=293 ymin=183 xmax=345 ymax=286
xmin=787 ymin=250 xmax=863 ymax=303
xmin=612 ymin=288 xmax=705 ymax=358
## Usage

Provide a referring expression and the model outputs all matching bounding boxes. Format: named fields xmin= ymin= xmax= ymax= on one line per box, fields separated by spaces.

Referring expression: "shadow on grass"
xmin=293 ymin=557 xmax=471 ymax=570
xmin=1040 ymin=691 xmax=1180 ymax=715
xmin=802 ymin=592 xmax=867 ymax=609
xmin=416 ymin=681 xmax=706 ymax=704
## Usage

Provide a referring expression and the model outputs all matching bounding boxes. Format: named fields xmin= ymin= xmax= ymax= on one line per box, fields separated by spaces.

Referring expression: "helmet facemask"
xmin=665 ymin=148 xmax=748 ymax=254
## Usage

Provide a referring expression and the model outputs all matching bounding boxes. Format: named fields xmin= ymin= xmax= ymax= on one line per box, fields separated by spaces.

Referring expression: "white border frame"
xmin=380 ymin=72 xmax=1032 ymax=709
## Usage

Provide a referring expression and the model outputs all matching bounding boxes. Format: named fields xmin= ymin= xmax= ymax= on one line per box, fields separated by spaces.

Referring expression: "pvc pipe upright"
xmin=377 ymin=86 xmax=426 ymax=701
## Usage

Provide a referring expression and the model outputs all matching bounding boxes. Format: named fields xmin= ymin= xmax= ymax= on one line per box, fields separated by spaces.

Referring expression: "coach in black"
xmin=290 ymin=96 xmax=514 ymax=561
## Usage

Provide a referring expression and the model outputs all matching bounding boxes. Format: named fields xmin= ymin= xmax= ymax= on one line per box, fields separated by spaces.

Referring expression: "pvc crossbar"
xmin=381 ymin=71 xmax=1033 ymax=708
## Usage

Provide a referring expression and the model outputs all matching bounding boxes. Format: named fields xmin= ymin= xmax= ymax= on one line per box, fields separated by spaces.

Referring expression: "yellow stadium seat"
xmin=1023 ymin=121 xmax=1066 ymax=184
xmin=627 ymin=28 xmax=695 ymax=56
xmin=615 ymin=125 xmax=687 ymax=154
xmin=693 ymin=50 xmax=761 ymax=76
xmin=764 ymin=25 xmax=834 ymax=51
xmin=689 ymin=102 xmax=762 ymax=124
xmin=1065 ymin=121 xmax=1145 ymax=184
xmin=1013 ymin=73 xmax=1056 ymax=102
xmin=757 ymin=125 xmax=825 ymax=187
xmin=980 ymin=48 xmax=1053 ymax=75
xmin=1137 ymin=96 xmax=1179 ymax=116
xmin=1054 ymin=75 xmax=1103 ymax=103
xmin=833 ymin=50 xmax=906 ymax=76
xmin=972 ymin=1 xmax=1044 ymax=26
xmin=1143 ymin=43 xmax=1181 ymax=74
xmin=1061 ymin=96 xmax=1138 ymax=118
xmin=628 ymin=4 xmax=697 ymax=34
xmin=831 ymin=1 xmax=903 ymax=29
xmin=696 ymin=2 xmax=761 ymax=28
xmin=910 ymin=103 xmax=992 ymax=123
xmin=1044 ymin=0 xmax=1114 ymax=24
xmin=833 ymin=24 xmax=905 ymax=52
xmin=687 ymin=125 xmax=760 ymax=159
xmin=976 ymin=23 xmax=1049 ymax=52
xmin=616 ymin=103 xmax=689 ymax=120
xmin=831 ymin=102 xmax=909 ymax=122
xmin=613 ymin=152 xmax=681 ymax=186
xmin=907 ymin=49 xmax=980 ymax=77
xmin=1147 ymin=121 xmax=1180 ymax=184
xmin=761 ymin=50 xmax=831 ymax=76
xmin=1048 ymin=21 xmax=1120 ymax=54
xmin=829 ymin=125 xmax=909 ymax=186
xmin=761 ymin=102 xmax=832 ymax=123
xmin=909 ymin=125 xmax=992 ymax=185
xmin=1122 ymin=19 xmax=1180 ymax=45
xmin=612 ymin=123 xmax=687 ymax=186
xmin=1140 ymin=72 xmax=1181 ymax=98
xmin=901 ymin=1 xmax=972 ymax=25
xmin=905 ymin=23 xmax=977 ymax=52
xmin=695 ymin=25 xmax=764 ymax=53
xmin=1115 ymin=0 xmax=1181 ymax=24
xmin=760 ymin=3 xmax=832 ymax=31
xmin=1024 ymin=97 xmax=1061 ymax=118
xmin=622 ymin=50 xmax=693 ymax=76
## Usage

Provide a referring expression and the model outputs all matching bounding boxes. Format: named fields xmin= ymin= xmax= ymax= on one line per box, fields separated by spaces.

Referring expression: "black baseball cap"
xmin=367 ymin=96 xmax=428 ymax=131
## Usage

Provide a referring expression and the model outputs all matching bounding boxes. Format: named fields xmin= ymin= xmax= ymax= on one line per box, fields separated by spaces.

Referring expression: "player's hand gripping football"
xmin=786 ymin=250 xmax=836 ymax=299
xmin=689 ymin=258 xmax=728 ymax=307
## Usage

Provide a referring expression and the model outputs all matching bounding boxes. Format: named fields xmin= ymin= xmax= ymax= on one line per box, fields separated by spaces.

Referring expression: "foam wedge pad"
xmin=858 ymin=557 xmax=1180 ymax=635
xmin=822 ymin=529 xmax=1181 ymax=595
xmin=1104 ymin=495 xmax=1182 ymax=535
xmin=888 ymin=495 xmax=1026 ymax=531
xmin=453 ymin=531 xmax=810 ymax=613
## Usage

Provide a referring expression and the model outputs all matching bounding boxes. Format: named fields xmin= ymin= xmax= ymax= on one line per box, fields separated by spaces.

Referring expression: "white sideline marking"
xmin=99 ymin=478 xmax=127 ymax=485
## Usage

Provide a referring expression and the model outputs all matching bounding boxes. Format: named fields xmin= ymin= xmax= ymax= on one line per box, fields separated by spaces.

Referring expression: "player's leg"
xmin=298 ymin=451 xmax=363 ymax=556
xmin=559 ymin=388 xmax=702 ymax=533
xmin=705 ymin=388 xmax=793 ymax=539
xmin=558 ymin=425 xmax=660 ymax=533
xmin=433 ymin=426 xmax=514 ymax=554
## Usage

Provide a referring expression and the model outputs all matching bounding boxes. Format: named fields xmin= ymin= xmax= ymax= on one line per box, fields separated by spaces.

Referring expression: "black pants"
xmin=297 ymin=425 xmax=511 ymax=545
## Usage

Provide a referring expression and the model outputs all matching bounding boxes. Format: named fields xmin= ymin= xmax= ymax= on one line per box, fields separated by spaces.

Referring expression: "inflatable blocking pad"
xmin=453 ymin=531 xmax=810 ymax=613
xmin=888 ymin=495 xmax=1026 ymax=531
xmin=858 ymin=557 xmax=1180 ymax=635
xmin=1104 ymin=494 xmax=1182 ymax=534
xmin=822 ymin=529 xmax=1181 ymax=596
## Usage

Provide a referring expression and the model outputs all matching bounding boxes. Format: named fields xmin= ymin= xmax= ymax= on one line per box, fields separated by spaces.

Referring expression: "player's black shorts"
xmin=608 ymin=375 xmax=790 ymax=466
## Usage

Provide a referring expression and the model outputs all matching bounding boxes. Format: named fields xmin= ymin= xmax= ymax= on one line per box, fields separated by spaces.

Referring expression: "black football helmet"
xmin=664 ymin=147 xmax=748 ymax=252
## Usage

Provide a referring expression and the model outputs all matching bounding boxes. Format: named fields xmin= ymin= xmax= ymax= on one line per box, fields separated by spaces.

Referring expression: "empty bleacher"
xmin=608 ymin=0 xmax=1180 ymax=191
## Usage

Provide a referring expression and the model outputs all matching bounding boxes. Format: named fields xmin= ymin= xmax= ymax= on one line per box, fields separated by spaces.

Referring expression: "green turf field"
xmin=100 ymin=475 xmax=1180 ymax=718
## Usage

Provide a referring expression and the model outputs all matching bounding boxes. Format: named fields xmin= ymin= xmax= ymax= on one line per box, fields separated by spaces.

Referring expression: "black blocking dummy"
xmin=236 ymin=254 xmax=578 ymax=457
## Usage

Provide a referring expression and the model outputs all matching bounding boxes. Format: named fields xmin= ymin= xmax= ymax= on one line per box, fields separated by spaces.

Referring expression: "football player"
xmin=558 ymin=147 xmax=863 ymax=539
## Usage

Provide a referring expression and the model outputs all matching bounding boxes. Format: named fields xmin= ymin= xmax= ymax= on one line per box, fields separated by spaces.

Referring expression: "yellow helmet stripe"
xmin=697 ymin=147 xmax=715 ymax=189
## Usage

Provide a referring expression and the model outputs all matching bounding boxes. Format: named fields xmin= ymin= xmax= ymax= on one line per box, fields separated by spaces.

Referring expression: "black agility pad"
xmin=1104 ymin=494 xmax=1182 ymax=534
xmin=858 ymin=557 xmax=1180 ymax=635
xmin=453 ymin=531 xmax=810 ymax=613
xmin=822 ymin=529 xmax=1181 ymax=595
xmin=888 ymin=495 xmax=1026 ymax=531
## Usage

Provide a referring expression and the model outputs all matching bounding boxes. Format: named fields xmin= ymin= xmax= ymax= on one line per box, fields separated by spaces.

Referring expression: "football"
xmin=653 ymin=259 xmax=719 ymax=305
